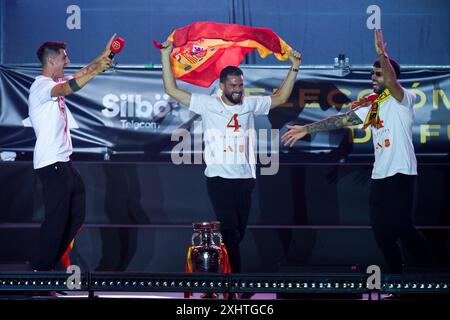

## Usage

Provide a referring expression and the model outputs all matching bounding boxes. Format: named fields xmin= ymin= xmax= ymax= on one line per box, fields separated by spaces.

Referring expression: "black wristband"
xmin=68 ymin=78 xmax=82 ymax=92
xmin=291 ymin=67 xmax=299 ymax=72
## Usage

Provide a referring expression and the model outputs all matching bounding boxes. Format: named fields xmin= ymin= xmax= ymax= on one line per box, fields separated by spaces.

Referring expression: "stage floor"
xmin=0 ymin=291 xmax=405 ymax=300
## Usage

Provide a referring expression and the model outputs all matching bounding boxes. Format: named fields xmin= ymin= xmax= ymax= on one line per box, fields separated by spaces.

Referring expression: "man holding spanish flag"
xmin=282 ymin=30 xmax=434 ymax=274
xmin=160 ymin=22 xmax=301 ymax=276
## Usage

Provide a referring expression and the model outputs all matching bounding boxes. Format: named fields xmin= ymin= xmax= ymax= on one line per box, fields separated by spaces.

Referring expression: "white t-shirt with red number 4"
xmin=354 ymin=89 xmax=417 ymax=179
xmin=189 ymin=93 xmax=271 ymax=179
xmin=28 ymin=75 xmax=73 ymax=169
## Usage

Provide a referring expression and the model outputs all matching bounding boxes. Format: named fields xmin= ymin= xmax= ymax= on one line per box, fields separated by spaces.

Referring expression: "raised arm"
xmin=51 ymin=34 xmax=115 ymax=97
xmin=374 ymin=30 xmax=404 ymax=102
xmin=281 ymin=109 xmax=362 ymax=147
xmin=270 ymin=49 xmax=302 ymax=109
xmin=160 ymin=41 xmax=192 ymax=107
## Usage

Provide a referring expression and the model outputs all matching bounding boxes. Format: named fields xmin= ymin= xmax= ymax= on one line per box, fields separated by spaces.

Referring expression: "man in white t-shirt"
xmin=160 ymin=40 xmax=301 ymax=274
xmin=29 ymin=35 xmax=114 ymax=271
xmin=282 ymin=30 xmax=433 ymax=273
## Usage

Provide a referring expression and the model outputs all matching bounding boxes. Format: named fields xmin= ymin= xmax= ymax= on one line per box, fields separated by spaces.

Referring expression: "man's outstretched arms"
xmin=281 ymin=109 xmax=363 ymax=147
xmin=51 ymin=34 xmax=115 ymax=97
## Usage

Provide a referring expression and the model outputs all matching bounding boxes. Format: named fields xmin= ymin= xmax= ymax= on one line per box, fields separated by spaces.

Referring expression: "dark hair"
xmin=373 ymin=58 xmax=401 ymax=78
xmin=36 ymin=41 xmax=67 ymax=65
xmin=220 ymin=66 xmax=243 ymax=83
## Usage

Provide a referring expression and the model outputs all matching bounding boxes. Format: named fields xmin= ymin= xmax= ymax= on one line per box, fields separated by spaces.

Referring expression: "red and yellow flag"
xmin=161 ymin=21 xmax=292 ymax=87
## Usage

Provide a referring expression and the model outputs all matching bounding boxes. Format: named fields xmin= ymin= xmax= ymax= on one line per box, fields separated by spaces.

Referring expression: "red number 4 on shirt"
xmin=227 ymin=114 xmax=241 ymax=132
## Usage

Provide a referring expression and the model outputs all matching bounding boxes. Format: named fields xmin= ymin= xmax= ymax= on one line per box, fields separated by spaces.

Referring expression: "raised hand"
xmin=281 ymin=125 xmax=308 ymax=147
xmin=375 ymin=30 xmax=386 ymax=56
xmin=160 ymin=40 xmax=174 ymax=56
xmin=96 ymin=55 xmax=113 ymax=73
xmin=98 ymin=33 xmax=117 ymax=58
xmin=288 ymin=49 xmax=302 ymax=68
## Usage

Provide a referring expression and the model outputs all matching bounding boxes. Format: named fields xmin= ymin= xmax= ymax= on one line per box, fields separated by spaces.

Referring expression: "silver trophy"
xmin=189 ymin=221 xmax=225 ymax=273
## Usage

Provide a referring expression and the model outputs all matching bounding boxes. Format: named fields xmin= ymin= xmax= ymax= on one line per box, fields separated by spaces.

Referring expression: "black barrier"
xmin=1 ymin=272 xmax=449 ymax=295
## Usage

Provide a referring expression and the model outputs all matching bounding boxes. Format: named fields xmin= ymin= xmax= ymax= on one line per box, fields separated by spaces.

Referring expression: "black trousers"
xmin=33 ymin=161 xmax=85 ymax=271
xmin=206 ymin=177 xmax=255 ymax=273
xmin=369 ymin=173 xmax=433 ymax=273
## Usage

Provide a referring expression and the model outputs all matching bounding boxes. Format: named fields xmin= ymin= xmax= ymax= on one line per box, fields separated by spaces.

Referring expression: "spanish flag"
xmin=159 ymin=21 xmax=292 ymax=87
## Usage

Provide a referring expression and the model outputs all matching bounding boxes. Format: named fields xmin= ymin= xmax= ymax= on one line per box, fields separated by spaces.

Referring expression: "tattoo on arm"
xmin=68 ymin=59 xmax=104 ymax=93
xmin=345 ymin=110 xmax=363 ymax=126
xmin=306 ymin=110 xmax=362 ymax=134
xmin=76 ymin=60 xmax=101 ymax=78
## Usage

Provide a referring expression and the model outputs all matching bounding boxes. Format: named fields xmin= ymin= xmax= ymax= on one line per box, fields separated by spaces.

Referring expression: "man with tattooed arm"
xmin=281 ymin=30 xmax=434 ymax=274
xmin=28 ymin=34 xmax=114 ymax=271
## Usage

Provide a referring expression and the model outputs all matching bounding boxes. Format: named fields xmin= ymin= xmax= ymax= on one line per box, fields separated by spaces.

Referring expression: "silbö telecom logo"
xmin=101 ymin=93 xmax=173 ymax=130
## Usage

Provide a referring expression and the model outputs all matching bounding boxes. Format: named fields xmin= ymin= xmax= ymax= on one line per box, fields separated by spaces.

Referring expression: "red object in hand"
xmin=153 ymin=40 xmax=164 ymax=49
xmin=109 ymin=37 xmax=125 ymax=58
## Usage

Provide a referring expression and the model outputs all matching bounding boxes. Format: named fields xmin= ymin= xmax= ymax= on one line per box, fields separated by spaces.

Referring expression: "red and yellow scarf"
xmin=351 ymin=89 xmax=391 ymax=129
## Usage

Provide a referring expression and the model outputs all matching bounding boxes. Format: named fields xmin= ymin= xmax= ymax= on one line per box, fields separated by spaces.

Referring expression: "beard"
xmin=224 ymin=91 xmax=242 ymax=104
xmin=373 ymin=82 xmax=386 ymax=94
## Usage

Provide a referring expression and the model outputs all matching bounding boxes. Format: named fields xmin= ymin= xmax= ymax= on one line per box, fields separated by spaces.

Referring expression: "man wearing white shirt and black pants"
xmin=160 ymin=40 xmax=301 ymax=274
xmin=29 ymin=35 xmax=114 ymax=271
xmin=282 ymin=30 xmax=434 ymax=273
